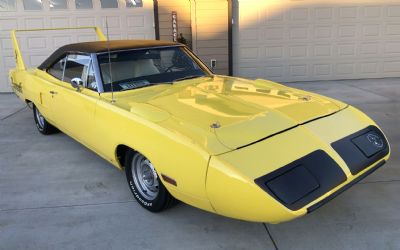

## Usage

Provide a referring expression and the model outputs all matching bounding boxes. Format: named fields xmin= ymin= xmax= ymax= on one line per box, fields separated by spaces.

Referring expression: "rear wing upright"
xmin=10 ymin=26 xmax=107 ymax=71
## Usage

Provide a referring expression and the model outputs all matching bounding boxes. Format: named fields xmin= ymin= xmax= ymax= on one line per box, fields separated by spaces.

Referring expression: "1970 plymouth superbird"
xmin=9 ymin=27 xmax=390 ymax=223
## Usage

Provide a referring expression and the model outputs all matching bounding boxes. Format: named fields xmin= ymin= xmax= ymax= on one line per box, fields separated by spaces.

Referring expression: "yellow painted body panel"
xmin=9 ymin=32 xmax=390 ymax=223
xmin=207 ymin=107 xmax=390 ymax=223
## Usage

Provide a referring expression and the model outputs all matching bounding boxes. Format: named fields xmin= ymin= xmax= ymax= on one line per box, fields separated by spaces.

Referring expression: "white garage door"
xmin=233 ymin=0 xmax=400 ymax=82
xmin=0 ymin=0 xmax=155 ymax=92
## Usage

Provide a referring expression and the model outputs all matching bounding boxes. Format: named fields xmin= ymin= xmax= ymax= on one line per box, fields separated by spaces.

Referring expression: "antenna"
xmin=105 ymin=16 xmax=115 ymax=103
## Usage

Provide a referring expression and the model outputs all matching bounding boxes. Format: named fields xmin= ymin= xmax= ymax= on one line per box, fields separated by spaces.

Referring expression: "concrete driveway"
xmin=0 ymin=78 xmax=399 ymax=250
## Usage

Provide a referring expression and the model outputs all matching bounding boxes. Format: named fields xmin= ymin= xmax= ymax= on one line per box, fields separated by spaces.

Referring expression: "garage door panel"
xmin=266 ymin=46 xmax=284 ymax=59
xmin=1 ymin=38 xmax=13 ymax=51
xmin=24 ymin=17 xmax=45 ymax=29
xmin=0 ymin=0 xmax=155 ymax=92
xmin=313 ymin=64 xmax=332 ymax=78
xmin=27 ymin=37 xmax=47 ymax=50
xmin=383 ymin=60 xmax=400 ymax=73
xmin=265 ymin=65 xmax=284 ymax=79
xmin=234 ymin=0 xmax=400 ymax=82
xmin=76 ymin=16 xmax=97 ymax=26
xmin=3 ymin=56 xmax=15 ymax=69
xmin=385 ymin=23 xmax=400 ymax=38
xmin=363 ymin=6 xmax=382 ymax=18
xmin=127 ymin=34 xmax=146 ymax=39
xmin=360 ymin=62 xmax=381 ymax=75
xmin=127 ymin=16 xmax=145 ymax=27
xmin=101 ymin=16 xmax=121 ymax=28
xmin=313 ymin=25 xmax=334 ymax=39
xmin=235 ymin=59 xmax=399 ymax=82
xmin=387 ymin=5 xmax=400 ymax=17
xmin=52 ymin=36 xmax=72 ymax=47
xmin=50 ymin=17 xmax=71 ymax=27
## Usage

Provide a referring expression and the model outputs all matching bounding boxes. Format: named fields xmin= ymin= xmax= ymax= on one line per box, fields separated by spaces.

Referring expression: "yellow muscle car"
xmin=9 ymin=27 xmax=390 ymax=223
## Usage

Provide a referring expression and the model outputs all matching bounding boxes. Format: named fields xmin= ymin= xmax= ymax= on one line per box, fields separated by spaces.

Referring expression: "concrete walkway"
xmin=0 ymin=78 xmax=399 ymax=250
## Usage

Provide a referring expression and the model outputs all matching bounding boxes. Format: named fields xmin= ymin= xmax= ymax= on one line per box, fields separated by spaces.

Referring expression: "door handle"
xmin=49 ymin=90 xmax=57 ymax=95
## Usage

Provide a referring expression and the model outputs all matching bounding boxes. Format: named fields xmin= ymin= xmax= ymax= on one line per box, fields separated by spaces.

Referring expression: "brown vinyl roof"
xmin=38 ymin=40 xmax=182 ymax=69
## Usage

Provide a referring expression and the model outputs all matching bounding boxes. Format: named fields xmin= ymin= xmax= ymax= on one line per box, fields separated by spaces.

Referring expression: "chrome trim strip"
xmin=91 ymin=53 xmax=104 ymax=93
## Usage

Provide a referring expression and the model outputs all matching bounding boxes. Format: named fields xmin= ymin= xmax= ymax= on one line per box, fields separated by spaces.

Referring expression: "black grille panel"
xmin=331 ymin=126 xmax=389 ymax=175
xmin=255 ymin=150 xmax=347 ymax=211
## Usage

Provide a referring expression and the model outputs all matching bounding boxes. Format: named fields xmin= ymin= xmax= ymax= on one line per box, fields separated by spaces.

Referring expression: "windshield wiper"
xmin=173 ymin=75 xmax=208 ymax=83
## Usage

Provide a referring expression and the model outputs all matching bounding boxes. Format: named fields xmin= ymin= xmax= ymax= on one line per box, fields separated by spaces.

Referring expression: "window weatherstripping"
xmin=126 ymin=0 xmax=142 ymax=8
xmin=0 ymin=0 xmax=16 ymax=11
xmin=22 ymin=0 xmax=43 ymax=10
xmin=100 ymin=0 xmax=118 ymax=8
xmin=49 ymin=0 xmax=67 ymax=10
xmin=75 ymin=0 xmax=93 ymax=9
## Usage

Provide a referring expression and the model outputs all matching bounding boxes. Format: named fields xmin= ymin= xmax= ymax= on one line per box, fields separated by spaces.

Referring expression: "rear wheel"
xmin=33 ymin=104 xmax=58 ymax=135
xmin=125 ymin=150 xmax=176 ymax=212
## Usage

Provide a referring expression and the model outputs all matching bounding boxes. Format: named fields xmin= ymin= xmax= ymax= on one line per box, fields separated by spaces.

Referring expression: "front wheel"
xmin=33 ymin=104 xmax=58 ymax=135
xmin=125 ymin=150 xmax=176 ymax=212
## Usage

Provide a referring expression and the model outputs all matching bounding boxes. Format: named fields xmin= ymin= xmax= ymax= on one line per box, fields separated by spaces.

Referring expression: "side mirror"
xmin=71 ymin=78 xmax=83 ymax=91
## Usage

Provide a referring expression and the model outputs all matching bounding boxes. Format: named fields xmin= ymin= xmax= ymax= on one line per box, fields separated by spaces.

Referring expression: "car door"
xmin=34 ymin=56 xmax=68 ymax=124
xmin=48 ymin=53 xmax=100 ymax=146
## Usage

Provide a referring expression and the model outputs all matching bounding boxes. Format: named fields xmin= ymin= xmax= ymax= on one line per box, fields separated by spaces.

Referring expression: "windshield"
xmin=97 ymin=46 xmax=209 ymax=92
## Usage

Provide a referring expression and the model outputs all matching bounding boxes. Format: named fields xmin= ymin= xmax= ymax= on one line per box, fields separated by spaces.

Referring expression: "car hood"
xmin=112 ymin=76 xmax=347 ymax=154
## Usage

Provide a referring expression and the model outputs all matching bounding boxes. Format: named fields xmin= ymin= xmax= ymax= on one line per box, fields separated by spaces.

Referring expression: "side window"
xmin=75 ymin=0 xmax=93 ymax=9
xmin=0 ymin=0 xmax=16 ymax=11
xmin=125 ymin=0 xmax=142 ymax=8
xmin=47 ymin=56 xmax=66 ymax=80
xmin=64 ymin=54 xmax=98 ymax=91
xmin=63 ymin=54 xmax=90 ymax=83
xmin=49 ymin=0 xmax=68 ymax=10
xmin=100 ymin=0 xmax=118 ymax=8
xmin=22 ymin=0 xmax=42 ymax=10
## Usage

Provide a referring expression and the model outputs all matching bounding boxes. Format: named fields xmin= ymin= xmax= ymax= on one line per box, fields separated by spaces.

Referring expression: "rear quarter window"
xmin=47 ymin=56 xmax=66 ymax=80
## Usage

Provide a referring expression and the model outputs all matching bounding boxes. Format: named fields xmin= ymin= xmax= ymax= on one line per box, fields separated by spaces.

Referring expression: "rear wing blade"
xmin=10 ymin=26 xmax=107 ymax=71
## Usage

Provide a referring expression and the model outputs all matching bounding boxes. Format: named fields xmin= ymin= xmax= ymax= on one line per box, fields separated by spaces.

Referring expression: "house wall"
xmin=157 ymin=0 xmax=192 ymax=47
xmin=192 ymin=0 xmax=229 ymax=75
xmin=157 ymin=0 xmax=230 ymax=75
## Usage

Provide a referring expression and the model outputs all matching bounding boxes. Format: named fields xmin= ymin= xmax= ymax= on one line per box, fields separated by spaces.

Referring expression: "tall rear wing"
xmin=10 ymin=26 xmax=107 ymax=71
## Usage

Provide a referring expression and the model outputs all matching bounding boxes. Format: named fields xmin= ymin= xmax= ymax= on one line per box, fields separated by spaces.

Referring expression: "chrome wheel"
xmin=35 ymin=107 xmax=45 ymax=130
xmin=32 ymin=104 xmax=58 ymax=135
xmin=131 ymin=154 xmax=159 ymax=201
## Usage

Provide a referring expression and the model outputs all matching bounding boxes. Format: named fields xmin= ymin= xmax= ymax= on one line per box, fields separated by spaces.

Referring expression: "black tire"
xmin=33 ymin=104 xmax=58 ymax=135
xmin=125 ymin=150 xmax=176 ymax=212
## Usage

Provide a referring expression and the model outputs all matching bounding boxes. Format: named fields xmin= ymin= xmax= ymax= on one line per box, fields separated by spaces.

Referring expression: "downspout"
xmin=228 ymin=0 xmax=233 ymax=76
xmin=153 ymin=0 xmax=160 ymax=40
xmin=189 ymin=0 xmax=197 ymax=53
